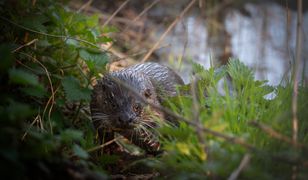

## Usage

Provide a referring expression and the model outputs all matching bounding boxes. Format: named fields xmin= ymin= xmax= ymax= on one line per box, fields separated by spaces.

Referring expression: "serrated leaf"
xmin=86 ymin=14 xmax=99 ymax=27
xmin=21 ymin=85 xmax=47 ymax=98
xmin=227 ymin=59 xmax=254 ymax=83
xmin=22 ymin=15 xmax=49 ymax=32
xmin=72 ymin=144 xmax=89 ymax=159
xmin=79 ymin=49 xmax=108 ymax=71
xmin=9 ymin=68 xmax=39 ymax=86
xmin=61 ymin=76 xmax=91 ymax=102
xmin=6 ymin=100 xmax=33 ymax=121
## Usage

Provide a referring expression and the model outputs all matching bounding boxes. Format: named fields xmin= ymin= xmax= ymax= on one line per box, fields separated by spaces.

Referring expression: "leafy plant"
xmin=153 ymin=59 xmax=308 ymax=179
xmin=0 ymin=0 xmax=307 ymax=179
xmin=0 ymin=0 xmax=112 ymax=178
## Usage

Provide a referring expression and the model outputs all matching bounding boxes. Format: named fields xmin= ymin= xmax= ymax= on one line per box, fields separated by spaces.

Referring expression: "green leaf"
xmin=102 ymin=26 xmax=118 ymax=33
xmin=72 ymin=144 xmax=89 ymax=159
xmin=86 ymin=14 xmax=99 ymax=27
xmin=36 ymin=39 xmax=51 ymax=47
xmin=21 ymin=14 xmax=49 ymax=32
xmin=21 ymin=85 xmax=47 ymax=98
xmin=60 ymin=129 xmax=83 ymax=142
xmin=0 ymin=44 xmax=14 ymax=72
xmin=65 ymin=38 xmax=79 ymax=47
xmin=99 ymin=36 xmax=113 ymax=43
xmin=4 ymin=100 xmax=34 ymax=121
xmin=227 ymin=59 xmax=254 ymax=84
xmin=9 ymin=68 xmax=39 ymax=86
xmin=79 ymin=49 xmax=108 ymax=72
xmin=61 ymin=76 xmax=91 ymax=102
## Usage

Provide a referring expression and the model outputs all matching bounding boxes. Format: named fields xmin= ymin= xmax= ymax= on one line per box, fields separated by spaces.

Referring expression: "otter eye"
xmin=133 ymin=103 xmax=142 ymax=112
xmin=111 ymin=102 xmax=117 ymax=108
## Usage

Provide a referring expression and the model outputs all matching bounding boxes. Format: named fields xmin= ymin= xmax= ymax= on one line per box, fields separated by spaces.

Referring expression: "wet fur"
xmin=90 ymin=62 xmax=184 ymax=153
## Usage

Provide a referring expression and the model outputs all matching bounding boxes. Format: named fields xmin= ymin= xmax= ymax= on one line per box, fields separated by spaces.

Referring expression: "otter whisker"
xmin=137 ymin=125 xmax=148 ymax=139
xmin=139 ymin=121 xmax=161 ymax=136
xmin=92 ymin=118 xmax=109 ymax=123
xmin=138 ymin=124 xmax=154 ymax=142
xmin=90 ymin=62 xmax=184 ymax=154
xmin=91 ymin=116 xmax=109 ymax=120
xmin=92 ymin=113 xmax=109 ymax=117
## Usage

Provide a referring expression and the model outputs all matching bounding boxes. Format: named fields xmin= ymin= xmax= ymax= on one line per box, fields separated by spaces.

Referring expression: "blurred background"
xmin=73 ymin=0 xmax=308 ymax=85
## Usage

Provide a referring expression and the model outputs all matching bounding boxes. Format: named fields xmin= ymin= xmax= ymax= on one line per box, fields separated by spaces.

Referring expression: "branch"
xmin=228 ymin=154 xmax=251 ymax=180
xmin=292 ymin=0 xmax=303 ymax=179
xmin=141 ymin=0 xmax=196 ymax=62
xmin=102 ymin=0 xmax=130 ymax=28
xmin=249 ymin=121 xmax=307 ymax=150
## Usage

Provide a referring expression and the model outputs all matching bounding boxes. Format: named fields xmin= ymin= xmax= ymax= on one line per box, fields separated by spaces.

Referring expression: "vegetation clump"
xmin=0 ymin=0 xmax=307 ymax=179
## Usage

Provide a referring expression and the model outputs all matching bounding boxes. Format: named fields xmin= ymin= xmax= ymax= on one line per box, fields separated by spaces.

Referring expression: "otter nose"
xmin=118 ymin=112 xmax=136 ymax=126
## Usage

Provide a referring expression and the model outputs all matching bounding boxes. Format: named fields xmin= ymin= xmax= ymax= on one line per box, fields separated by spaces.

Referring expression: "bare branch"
xmin=249 ymin=121 xmax=307 ymax=150
xmin=87 ymin=137 xmax=120 ymax=153
xmin=228 ymin=154 xmax=251 ymax=180
xmin=292 ymin=0 xmax=303 ymax=179
xmin=141 ymin=0 xmax=196 ymax=62
xmin=102 ymin=0 xmax=130 ymax=28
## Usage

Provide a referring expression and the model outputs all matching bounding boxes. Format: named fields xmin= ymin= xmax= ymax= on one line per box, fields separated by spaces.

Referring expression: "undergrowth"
xmin=154 ymin=61 xmax=308 ymax=179
xmin=0 ymin=0 xmax=307 ymax=179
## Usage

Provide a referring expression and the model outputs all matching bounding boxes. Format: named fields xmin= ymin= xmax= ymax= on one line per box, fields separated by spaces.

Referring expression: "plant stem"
xmin=292 ymin=0 xmax=303 ymax=179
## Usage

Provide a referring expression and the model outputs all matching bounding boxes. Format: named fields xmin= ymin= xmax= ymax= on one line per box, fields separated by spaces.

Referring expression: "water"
xmin=154 ymin=3 xmax=308 ymax=85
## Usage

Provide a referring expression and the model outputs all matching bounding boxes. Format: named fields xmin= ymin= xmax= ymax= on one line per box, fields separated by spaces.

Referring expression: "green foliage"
xmin=154 ymin=59 xmax=308 ymax=179
xmin=62 ymin=76 xmax=91 ymax=102
xmin=0 ymin=0 xmax=307 ymax=179
xmin=0 ymin=0 xmax=112 ymax=178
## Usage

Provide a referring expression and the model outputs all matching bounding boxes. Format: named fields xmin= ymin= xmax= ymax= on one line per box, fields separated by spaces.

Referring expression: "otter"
xmin=90 ymin=62 xmax=184 ymax=153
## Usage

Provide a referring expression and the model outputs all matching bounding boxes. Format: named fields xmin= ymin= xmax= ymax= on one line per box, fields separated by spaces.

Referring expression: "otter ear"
xmin=143 ymin=89 xmax=152 ymax=98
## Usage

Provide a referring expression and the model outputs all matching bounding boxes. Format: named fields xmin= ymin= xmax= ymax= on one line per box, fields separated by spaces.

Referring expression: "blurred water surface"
xmin=153 ymin=3 xmax=308 ymax=85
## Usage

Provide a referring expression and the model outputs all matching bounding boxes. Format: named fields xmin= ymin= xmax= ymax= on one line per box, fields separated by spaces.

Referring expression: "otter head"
xmin=90 ymin=71 xmax=159 ymax=131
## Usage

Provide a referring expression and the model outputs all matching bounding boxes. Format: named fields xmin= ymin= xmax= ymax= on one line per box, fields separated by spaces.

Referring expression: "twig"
xmin=87 ymin=137 xmax=120 ymax=153
xmin=178 ymin=20 xmax=188 ymax=70
xmin=17 ymin=52 xmax=57 ymax=134
xmin=249 ymin=121 xmax=307 ymax=149
xmin=292 ymin=0 xmax=303 ymax=179
xmin=114 ymin=0 xmax=161 ymax=52
xmin=292 ymin=0 xmax=302 ymax=146
xmin=77 ymin=0 xmax=93 ymax=13
xmin=102 ymin=0 xmax=130 ymax=28
xmin=113 ymin=43 xmax=170 ymax=61
xmin=132 ymin=0 xmax=161 ymax=22
xmin=21 ymin=114 xmax=41 ymax=140
xmin=228 ymin=154 xmax=251 ymax=180
xmin=0 ymin=16 xmax=106 ymax=51
xmin=141 ymin=0 xmax=196 ymax=62
xmin=12 ymin=39 xmax=38 ymax=53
